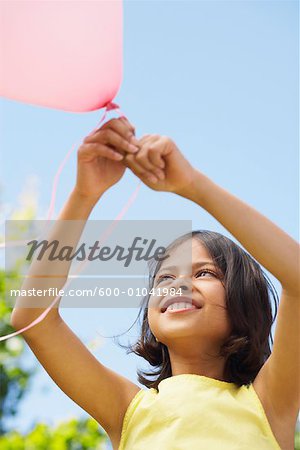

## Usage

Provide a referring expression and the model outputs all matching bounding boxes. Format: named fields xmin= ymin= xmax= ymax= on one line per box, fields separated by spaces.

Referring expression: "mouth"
xmin=160 ymin=296 xmax=203 ymax=314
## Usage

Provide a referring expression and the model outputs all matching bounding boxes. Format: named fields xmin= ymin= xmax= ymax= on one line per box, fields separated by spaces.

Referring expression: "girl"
xmin=11 ymin=118 xmax=299 ymax=450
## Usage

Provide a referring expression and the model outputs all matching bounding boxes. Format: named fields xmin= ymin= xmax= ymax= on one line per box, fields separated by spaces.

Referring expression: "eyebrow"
xmin=157 ymin=261 xmax=216 ymax=274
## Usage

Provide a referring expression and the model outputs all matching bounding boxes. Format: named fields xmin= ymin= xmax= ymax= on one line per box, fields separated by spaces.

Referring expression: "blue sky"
xmin=1 ymin=0 xmax=298 ymax=439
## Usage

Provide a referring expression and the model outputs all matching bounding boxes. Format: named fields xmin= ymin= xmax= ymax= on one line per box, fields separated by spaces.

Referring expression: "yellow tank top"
xmin=119 ymin=374 xmax=281 ymax=450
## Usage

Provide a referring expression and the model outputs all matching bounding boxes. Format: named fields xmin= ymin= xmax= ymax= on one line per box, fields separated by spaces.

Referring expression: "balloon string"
xmin=46 ymin=102 xmax=121 ymax=221
xmin=0 ymin=102 xmax=123 ymax=249
xmin=0 ymin=102 xmax=141 ymax=341
xmin=46 ymin=143 xmax=76 ymax=221
xmin=0 ymin=182 xmax=141 ymax=342
xmin=44 ymin=102 xmax=122 ymax=218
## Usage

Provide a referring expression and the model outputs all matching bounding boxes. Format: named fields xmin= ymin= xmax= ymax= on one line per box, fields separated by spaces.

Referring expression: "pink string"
xmin=46 ymin=143 xmax=76 ymax=221
xmin=46 ymin=102 xmax=121 ymax=221
xmin=0 ymin=102 xmax=122 ymax=249
xmin=0 ymin=102 xmax=141 ymax=341
xmin=0 ymin=182 xmax=141 ymax=342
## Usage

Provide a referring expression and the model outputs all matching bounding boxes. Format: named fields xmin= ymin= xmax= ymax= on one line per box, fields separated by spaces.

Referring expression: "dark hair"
xmin=128 ymin=230 xmax=279 ymax=389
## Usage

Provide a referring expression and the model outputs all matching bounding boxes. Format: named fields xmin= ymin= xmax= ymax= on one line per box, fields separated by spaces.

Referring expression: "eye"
xmin=156 ymin=274 xmax=174 ymax=284
xmin=195 ymin=269 xmax=216 ymax=278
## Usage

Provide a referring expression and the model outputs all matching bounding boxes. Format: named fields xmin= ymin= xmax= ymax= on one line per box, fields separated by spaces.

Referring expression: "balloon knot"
xmin=105 ymin=102 xmax=120 ymax=111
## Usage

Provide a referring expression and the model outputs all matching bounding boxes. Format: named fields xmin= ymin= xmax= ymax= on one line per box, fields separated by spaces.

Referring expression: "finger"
xmin=85 ymin=118 xmax=139 ymax=148
xmin=158 ymin=136 xmax=173 ymax=157
xmin=110 ymin=116 xmax=140 ymax=147
xmin=103 ymin=117 xmax=136 ymax=141
xmin=138 ymin=134 xmax=159 ymax=146
xmin=86 ymin=118 xmax=128 ymax=139
xmin=148 ymin=147 xmax=165 ymax=169
xmin=85 ymin=128 xmax=139 ymax=154
xmin=124 ymin=154 xmax=158 ymax=183
xmin=111 ymin=119 xmax=140 ymax=147
xmin=119 ymin=116 xmax=140 ymax=147
xmin=135 ymin=147 xmax=165 ymax=180
xmin=119 ymin=116 xmax=136 ymax=134
xmin=123 ymin=154 xmax=146 ymax=174
xmin=78 ymin=143 xmax=124 ymax=162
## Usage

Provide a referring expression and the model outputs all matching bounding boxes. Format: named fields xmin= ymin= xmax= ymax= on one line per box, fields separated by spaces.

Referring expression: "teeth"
xmin=166 ymin=302 xmax=196 ymax=311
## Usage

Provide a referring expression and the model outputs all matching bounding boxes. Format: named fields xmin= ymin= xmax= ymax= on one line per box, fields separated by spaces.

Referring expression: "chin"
xmin=158 ymin=323 xmax=201 ymax=341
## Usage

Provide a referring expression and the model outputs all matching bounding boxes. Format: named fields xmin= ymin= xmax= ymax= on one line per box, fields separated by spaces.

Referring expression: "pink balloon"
xmin=0 ymin=1 xmax=123 ymax=112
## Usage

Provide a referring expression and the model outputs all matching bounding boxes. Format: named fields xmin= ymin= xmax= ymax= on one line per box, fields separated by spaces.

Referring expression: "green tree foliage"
xmin=0 ymin=417 xmax=107 ymax=449
xmin=0 ymin=288 xmax=108 ymax=447
xmin=0 ymin=268 xmax=108 ymax=448
xmin=295 ymin=429 xmax=300 ymax=450
xmin=0 ymin=270 xmax=33 ymax=435
xmin=0 ymin=189 xmax=109 ymax=447
xmin=0 ymin=186 xmax=40 ymax=435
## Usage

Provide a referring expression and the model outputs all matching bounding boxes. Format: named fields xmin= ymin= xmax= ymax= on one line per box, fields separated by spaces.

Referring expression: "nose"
xmin=173 ymin=277 xmax=192 ymax=296
xmin=179 ymin=285 xmax=189 ymax=292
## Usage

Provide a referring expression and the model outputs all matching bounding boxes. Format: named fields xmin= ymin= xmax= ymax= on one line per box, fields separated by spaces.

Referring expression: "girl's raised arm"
xmin=125 ymin=135 xmax=300 ymax=424
xmin=185 ymin=169 xmax=299 ymax=419
xmin=11 ymin=119 xmax=141 ymax=447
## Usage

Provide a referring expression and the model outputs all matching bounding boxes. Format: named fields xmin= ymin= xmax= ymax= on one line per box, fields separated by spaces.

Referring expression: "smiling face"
xmin=148 ymin=238 xmax=232 ymax=351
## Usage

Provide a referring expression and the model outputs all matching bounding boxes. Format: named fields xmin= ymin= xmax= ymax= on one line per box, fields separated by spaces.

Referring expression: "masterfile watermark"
xmin=26 ymin=237 xmax=168 ymax=267
xmin=5 ymin=220 xmax=192 ymax=308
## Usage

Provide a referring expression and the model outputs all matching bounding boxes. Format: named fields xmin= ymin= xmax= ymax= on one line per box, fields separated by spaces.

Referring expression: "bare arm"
xmin=186 ymin=170 xmax=300 ymax=419
xmin=186 ymin=170 xmax=299 ymax=295
xmin=11 ymin=118 xmax=141 ymax=442
xmin=11 ymin=190 xmax=98 ymax=326
xmin=125 ymin=135 xmax=300 ymax=421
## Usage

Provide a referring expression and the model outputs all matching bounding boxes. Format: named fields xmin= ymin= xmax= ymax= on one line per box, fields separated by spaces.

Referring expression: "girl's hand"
xmin=74 ymin=118 xmax=139 ymax=199
xmin=124 ymin=135 xmax=197 ymax=197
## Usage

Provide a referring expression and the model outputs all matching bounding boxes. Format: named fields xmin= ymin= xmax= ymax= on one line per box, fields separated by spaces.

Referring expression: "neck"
xmin=167 ymin=341 xmax=227 ymax=381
